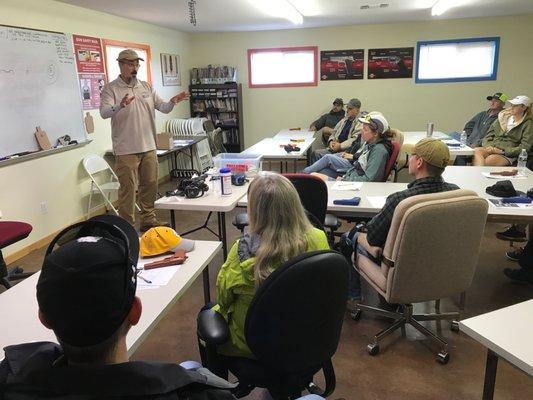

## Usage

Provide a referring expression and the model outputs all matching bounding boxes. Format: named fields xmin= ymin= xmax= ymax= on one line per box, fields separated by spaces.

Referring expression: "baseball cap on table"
xmin=346 ymin=98 xmax=362 ymax=109
xmin=333 ymin=98 xmax=344 ymax=106
xmin=117 ymin=49 xmax=144 ymax=62
xmin=508 ymin=95 xmax=531 ymax=107
xmin=37 ymin=214 xmax=139 ymax=347
xmin=140 ymin=226 xmax=195 ymax=258
xmin=412 ymin=138 xmax=450 ymax=169
xmin=358 ymin=113 xmax=389 ymax=135
xmin=486 ymin=92 xmax=508 ymax=103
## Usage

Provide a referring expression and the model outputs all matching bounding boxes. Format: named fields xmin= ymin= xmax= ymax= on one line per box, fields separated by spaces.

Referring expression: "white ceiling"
xmin=57 ymin=0 xmax=533 ymax=33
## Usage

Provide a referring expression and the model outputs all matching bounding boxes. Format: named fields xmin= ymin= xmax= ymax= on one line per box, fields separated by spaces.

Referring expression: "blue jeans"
xmin=341 ymin=231 xmax=380 ymax=300
xmin=303 ymin=153 xmax=352 ymax=178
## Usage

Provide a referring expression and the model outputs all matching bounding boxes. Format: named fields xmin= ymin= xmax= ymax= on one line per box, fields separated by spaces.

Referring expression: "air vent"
xmin=360 ymin=3 xmax=389 ymax=9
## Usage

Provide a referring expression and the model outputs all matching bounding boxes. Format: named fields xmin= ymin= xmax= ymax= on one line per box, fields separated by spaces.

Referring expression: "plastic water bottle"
xmin=460 ymin=130 xmax=467 ymax=147
xmin=219 ymin=167 xmax=232 ymax=196
xmin=517 ymin=149 xmax=528 ymax=173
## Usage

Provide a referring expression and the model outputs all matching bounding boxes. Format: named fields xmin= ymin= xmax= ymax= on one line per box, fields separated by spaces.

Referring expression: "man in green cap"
xmin=455 ymin=92 xmax=508 ymax=165
xmin=343 ymin=138 xmax=459 ymax=311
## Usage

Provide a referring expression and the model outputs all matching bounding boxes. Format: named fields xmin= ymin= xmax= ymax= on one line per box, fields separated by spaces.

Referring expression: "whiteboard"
xmin=0 ymin=25 xmax=87 ymax=158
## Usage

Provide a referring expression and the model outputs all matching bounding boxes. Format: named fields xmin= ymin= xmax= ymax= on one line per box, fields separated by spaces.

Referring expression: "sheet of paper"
xmin=367 ymin=196 xmax=387 ymax=209
xmin=137 ymin=284 xmax=161 ymax=291
xmin=173 ymin=139 xmax=194 ymax=146
xmin=488 ymin=199 xmax=533 ymax=208
xmin=481 ymin=172 xmax=526 ymax=180
xmin=332 ymin=181 xmax=363 ymax=191
xmin=136 ymin=258 xmax=183 ymax=286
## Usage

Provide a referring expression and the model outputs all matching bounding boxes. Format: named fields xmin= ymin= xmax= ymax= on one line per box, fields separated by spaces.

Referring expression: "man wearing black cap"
xmin=100 ymin=49 xmax=190 ymax=232
xmin=455 ymin=92 xmax=507 ymax=165
xmin=0 ymin=215 xmax=236 ymax=399
xmin=309 ymin=98 xmax=346 ymax=145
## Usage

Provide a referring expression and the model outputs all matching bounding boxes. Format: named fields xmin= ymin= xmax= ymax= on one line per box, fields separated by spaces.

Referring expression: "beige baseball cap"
xmin=117 ymin=49 xmax=144 ymax=62
xmin=412 ymin=138 xmax=450 ymax=169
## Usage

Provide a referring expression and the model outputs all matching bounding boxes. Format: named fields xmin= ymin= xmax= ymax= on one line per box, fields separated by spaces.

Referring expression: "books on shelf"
xmin=190 ymin=65 xmax=237 ymax=84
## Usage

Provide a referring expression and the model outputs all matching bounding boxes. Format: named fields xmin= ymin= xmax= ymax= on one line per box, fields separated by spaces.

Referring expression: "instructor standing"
xmin=100 ymin=49 xmax=189 ymax=231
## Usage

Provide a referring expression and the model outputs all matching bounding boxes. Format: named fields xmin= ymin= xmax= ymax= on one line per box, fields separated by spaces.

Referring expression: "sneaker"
xmin=503 ymin=268 xmax=533 ymax=284
xmin=506 ymin=247 xmax=524 ymax=262
xmin=140 ymin=220 xmax=171 ymax=232
xmin=496 ymin=225 xmax=527 ymax=241
xmin=346 ymin=298 xmax=361 ymax=313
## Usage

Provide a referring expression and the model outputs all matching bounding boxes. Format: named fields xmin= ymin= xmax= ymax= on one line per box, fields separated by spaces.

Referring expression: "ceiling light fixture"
xmin=431 ymin=0 xmax=465 ymax=17
xmin=249 ymin=0 xmax=304 ymax=25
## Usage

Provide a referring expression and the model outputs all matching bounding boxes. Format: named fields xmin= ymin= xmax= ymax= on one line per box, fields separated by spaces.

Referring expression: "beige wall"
xmin=0 ymin=0 xmax=191 ymax=257
xmin=190 ymin=15 xmax=533 ymax=147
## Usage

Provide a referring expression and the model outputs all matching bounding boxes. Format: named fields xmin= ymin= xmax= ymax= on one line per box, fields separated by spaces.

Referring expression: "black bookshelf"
xmin=189 ymin=83 xmax=244 ymax=153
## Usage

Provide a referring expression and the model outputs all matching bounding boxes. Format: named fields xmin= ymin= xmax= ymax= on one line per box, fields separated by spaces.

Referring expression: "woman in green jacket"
xmin=213 ymin=172 xmax=329 ymax=359
xmin=473 ymin=95 xmax=532 ymax=166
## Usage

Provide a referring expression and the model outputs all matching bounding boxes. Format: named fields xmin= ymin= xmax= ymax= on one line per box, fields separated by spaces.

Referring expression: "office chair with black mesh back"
xmin=197 ymin=250 xmax=349 ymax=399
xmin=1 ymin=221 xmax=34 ymax=289
xmin=232 ymin=173 xmax=340 ymax=243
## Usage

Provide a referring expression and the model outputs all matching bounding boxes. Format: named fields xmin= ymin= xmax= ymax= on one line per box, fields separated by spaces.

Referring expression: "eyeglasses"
xmin=120 ymin=61 xmax=140 ymax=68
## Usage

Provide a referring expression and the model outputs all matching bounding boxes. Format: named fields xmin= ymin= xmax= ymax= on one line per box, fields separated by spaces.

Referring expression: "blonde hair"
xmin=247 ymin=172 xmax=313 ymax=286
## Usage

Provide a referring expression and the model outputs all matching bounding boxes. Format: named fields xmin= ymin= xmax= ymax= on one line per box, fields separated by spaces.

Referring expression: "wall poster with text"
xmin=320 ymin=49 xmax=364 ymax=80
xmin=73 ymin=34 xmax=107 ymax=109
xmin=367 ymin=47 xmax=414 ymax=79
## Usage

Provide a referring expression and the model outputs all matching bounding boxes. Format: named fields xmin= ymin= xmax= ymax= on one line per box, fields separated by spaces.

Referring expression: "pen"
xmin=137 ymin=274 xmax=152 ymax=284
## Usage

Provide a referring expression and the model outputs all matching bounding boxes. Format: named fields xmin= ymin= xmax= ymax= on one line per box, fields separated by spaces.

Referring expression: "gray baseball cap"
xmin=346 ymin=98 xmax=361 ymax=109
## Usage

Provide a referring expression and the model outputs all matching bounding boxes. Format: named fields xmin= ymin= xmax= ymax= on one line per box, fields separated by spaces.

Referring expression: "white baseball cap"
xmin=508 ymin=95 xmax=531 ymax=107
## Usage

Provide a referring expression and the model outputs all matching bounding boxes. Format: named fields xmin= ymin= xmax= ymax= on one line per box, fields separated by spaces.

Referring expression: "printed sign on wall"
xmin=320 ymin=49 xmax=364 ymax=80
xmin=367 ymin=47 xmax=414 ymax=79
xmin=73 ymin=34 xmax=106 ymax=109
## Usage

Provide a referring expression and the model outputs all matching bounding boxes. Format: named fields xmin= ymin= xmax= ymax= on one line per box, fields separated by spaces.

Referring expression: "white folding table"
xmin=460 ymin=300 xmax=533 ymax=399
xmin=0 ymin=240 xmax=221 ymax=360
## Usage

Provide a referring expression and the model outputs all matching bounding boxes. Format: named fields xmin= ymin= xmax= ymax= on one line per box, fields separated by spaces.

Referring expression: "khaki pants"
xmin=115 ymin=150 xmax=158 ymax=226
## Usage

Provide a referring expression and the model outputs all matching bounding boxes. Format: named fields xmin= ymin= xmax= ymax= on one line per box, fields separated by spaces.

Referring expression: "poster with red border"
xmin=73 ymin=34 xmax=107 ymax=109
xmin=320 ymin=49 xmax=364 ymax=81
xmin=367 ymin=47 xmax=414 ymax=79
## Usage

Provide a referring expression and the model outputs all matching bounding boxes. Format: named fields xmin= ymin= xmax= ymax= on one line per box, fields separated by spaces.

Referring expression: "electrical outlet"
xmin=40 ymin=201 xmax=48 ymax=214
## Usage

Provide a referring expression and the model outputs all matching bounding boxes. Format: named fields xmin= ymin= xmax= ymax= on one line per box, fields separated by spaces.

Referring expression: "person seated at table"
xmin=310 ymin=98 xmax=362 ymax=163
xmin=212 ymin=172 xmax=329 ymax=359
xmin=0 ymin=214 xmax=236 ymax=400
xmin=503 ymin=235 xmax=533 ymax=284
xmin=309 ymin=97 xmax=346 ymax=146
xmin=472 ymin=95 xmax=532 ymax=166
xmin=339 ymin=138 xmax=459 ymax=311
xmin=308 ymin=113 xmax=392 ymax=182
xmin=455 ymin=92 xmax=508 ymax=165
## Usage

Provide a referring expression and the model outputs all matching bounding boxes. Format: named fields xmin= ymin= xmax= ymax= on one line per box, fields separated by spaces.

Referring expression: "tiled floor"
xmin=3 ymin=172 xmax=532 ymax=399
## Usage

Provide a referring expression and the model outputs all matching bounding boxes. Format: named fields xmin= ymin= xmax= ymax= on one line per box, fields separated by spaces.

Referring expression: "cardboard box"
xmin=156 ymin=133 xmax=173 ymax=150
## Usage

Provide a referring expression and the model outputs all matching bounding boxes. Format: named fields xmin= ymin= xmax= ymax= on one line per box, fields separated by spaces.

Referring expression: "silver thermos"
xmin=426 ymin=122 xmax=434 ymax=138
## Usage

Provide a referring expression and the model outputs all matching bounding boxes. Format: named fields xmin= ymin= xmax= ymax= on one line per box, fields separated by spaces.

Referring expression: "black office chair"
xmin=197 ymin=250 xmax=349 ymax=399
xmin=233 ymin=174 xmax=341 ymax=243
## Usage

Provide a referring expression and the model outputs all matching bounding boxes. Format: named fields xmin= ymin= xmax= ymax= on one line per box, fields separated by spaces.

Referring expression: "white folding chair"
xmin=82 ymin=155 xmax=140 ymax=219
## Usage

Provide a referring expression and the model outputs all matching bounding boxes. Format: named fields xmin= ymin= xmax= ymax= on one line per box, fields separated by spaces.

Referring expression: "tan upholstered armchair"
xmin=352 ymin=189 xmax=488 ymax=364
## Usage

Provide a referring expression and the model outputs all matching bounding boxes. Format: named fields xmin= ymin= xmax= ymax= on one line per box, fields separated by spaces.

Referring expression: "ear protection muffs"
xmin=45 ymin=219 xmax=137 ymax=293
xmin=169 ymin=177 xmax=210 ymax=199
xmin=231 ymin=173 xmax=247 ymax=186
